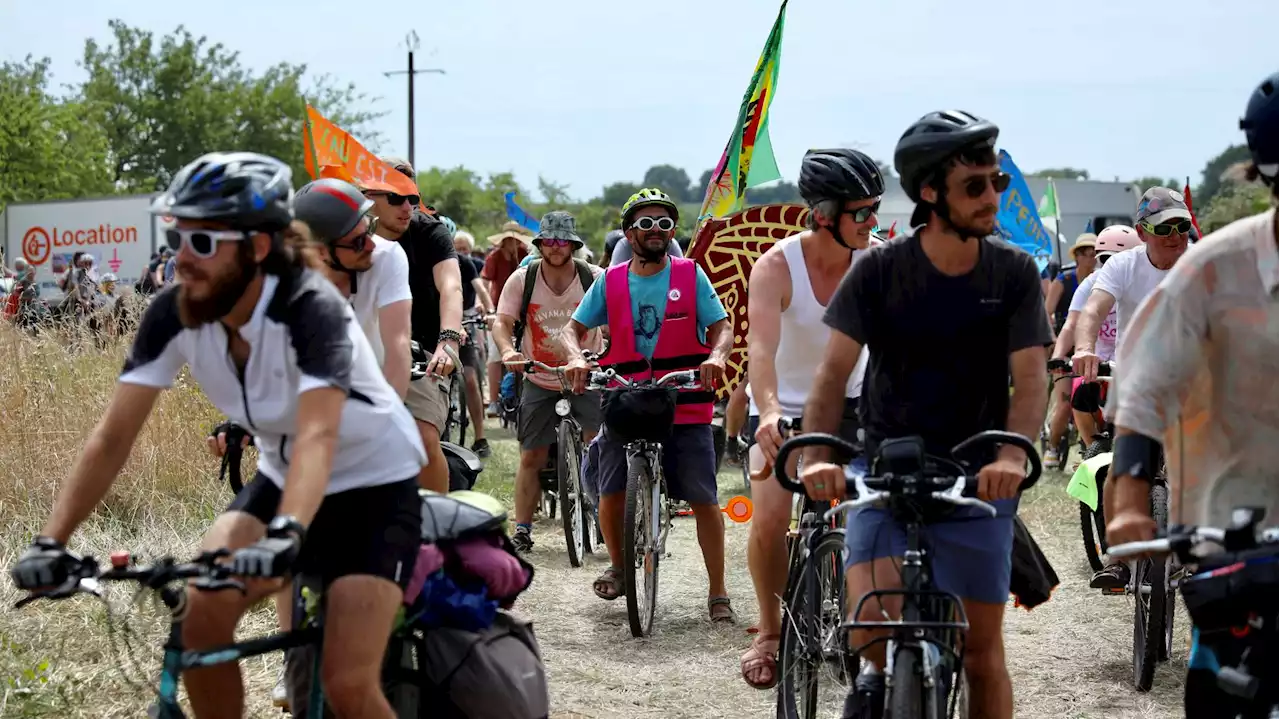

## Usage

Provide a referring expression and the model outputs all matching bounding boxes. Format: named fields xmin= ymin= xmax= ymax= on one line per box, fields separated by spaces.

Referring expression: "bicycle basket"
xmin=1180 ymin=545 xmax=1278 ymax=633
xmin=603 ymin=387 xmax=678 ymax=442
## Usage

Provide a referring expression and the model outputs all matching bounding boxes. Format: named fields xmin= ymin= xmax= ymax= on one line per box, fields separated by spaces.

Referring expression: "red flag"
xmin=1183 ymin=179 xmax=1204 ymax=239
xmin=887 ymin=220 xmax=898 ymax=239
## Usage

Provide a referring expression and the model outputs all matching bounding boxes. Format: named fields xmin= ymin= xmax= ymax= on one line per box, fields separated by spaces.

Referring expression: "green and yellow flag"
xmin=694 ymin=0 xmax=787 ymax=229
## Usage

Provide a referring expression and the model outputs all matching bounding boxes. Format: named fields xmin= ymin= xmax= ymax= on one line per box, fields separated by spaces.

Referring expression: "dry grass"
xmin=0 ymin=322 xmax=1185 ymax=717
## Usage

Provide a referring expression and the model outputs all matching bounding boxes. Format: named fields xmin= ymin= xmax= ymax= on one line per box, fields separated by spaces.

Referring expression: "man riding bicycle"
xmin=1050 ymin=225 xmax=1139 ymax=457
xmin=738 ymin=147 xmax=882 ymax=689
xmin=1073 ymin=187 xmax=1193 ymax=587
xmin=562 ymin=188 xmax=737 ymax=622
xmin=1105 ymin=71 xmax=1279 ymax=718
xmin=797 ymin=111 xmax=1053 ymax=719
xmin=493 ymin=211 xmax=605 ymax=553
xmin=10 ymin=152 xmax=427 ymax=719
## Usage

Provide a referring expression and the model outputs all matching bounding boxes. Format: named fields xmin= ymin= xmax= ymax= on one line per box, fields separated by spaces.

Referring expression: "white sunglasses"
xmin=629 ymin=216 xmax=676 ymax=232
xmin=164 ymin=228 xmax=246 ymax=258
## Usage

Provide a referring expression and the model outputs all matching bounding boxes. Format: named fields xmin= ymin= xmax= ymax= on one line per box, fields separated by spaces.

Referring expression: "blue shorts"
xmin=844 ymin=458 xmax=1016 ymax=605
xmin=594 ymin=424 xmax=719 ymax=506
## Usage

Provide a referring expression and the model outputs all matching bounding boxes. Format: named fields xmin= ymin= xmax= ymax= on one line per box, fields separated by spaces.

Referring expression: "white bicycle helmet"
xmin=1095 ymin=225 xmax=1140 ymax=258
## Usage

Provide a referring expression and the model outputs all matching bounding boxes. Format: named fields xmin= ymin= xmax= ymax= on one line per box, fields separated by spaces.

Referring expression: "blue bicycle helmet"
xmin=152 ymin=152 xmax=294 ymax=232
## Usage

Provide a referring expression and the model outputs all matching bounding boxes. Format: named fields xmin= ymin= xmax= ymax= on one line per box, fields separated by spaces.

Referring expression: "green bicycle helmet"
xmin=620 ymin=187 xmax=680 ymax=227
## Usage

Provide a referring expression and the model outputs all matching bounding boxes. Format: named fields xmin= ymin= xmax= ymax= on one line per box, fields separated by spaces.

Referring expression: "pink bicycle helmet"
xmin=1095 ymin=225 xmax=1140 ymax=257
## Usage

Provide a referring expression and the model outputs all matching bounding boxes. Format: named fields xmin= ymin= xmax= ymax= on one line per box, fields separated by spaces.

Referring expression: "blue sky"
xmin=3 ymin=0 xmax=1276 ymax=201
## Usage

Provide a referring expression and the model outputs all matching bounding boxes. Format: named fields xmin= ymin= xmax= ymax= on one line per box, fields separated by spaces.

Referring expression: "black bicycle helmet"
xmin=151 ymin=152 xmax=294 ymax=232
xmin=798 ymin=148 xmax=884 ymax=205
xmin=894 ymin=110 xmax=1000 ymax=204
xmin=294 ymin=178 xmax=374 ymax=242
xmin=1240 ymin=72 xmax=1279 ymax=186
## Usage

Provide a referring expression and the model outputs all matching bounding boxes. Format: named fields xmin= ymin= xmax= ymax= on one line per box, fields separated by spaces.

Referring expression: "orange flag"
xmin=302 ymin=105 xmax=418 ymax=195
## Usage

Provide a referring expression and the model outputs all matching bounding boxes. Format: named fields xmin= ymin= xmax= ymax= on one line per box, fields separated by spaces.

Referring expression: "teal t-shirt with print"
xmin=572 ymin=262 xmax=728 ymax=360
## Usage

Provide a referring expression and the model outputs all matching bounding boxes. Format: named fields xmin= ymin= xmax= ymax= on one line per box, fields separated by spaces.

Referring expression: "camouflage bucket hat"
xmin=534 ymin=210 xmax=584 ymax=247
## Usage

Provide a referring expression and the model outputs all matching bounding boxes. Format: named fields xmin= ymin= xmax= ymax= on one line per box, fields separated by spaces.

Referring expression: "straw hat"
xmin=486 ymin=220 xmax=533 ymax=247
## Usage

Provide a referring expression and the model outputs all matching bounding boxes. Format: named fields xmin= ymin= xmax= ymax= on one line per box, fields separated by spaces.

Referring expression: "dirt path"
xmin=502 ymin=438 xmax=1187 ymax=719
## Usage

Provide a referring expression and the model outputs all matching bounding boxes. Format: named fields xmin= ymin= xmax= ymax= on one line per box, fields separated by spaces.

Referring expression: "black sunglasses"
xmin=331 ymin=216 xmax=379 ymax=252
xmin=963 ymin=171 xmax=1011 ymax=199
xmin=843 ymin=201 xmax=881 ymax=224
xmin=367 ymin=192 xmax=420 ymax=207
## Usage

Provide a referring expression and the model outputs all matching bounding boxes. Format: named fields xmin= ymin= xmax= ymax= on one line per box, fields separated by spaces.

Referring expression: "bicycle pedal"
xmin=1101 ymin=587 xmax=1126 ymax=595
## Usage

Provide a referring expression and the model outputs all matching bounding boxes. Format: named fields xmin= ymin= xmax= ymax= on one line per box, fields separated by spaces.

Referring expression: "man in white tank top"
xmin=740 ymin=148 xmax=884 ymax=689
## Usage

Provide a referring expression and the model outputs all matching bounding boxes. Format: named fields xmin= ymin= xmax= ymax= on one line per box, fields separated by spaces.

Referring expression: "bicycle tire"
xmin=778 ymin=530 xmax=852 ymax=719
xmin=623 ymin=456 xmax=660 ymax=638
xmin=457 ymin=373 xmax=469 ymax=450
xmin=557 ymin=421 xmax=587 ymax=567
xmin=888 ymin=645 xmax=926 ymax=719
xmin=1079 ymin=500 xmax=1106 ymax=573
xmin=1132 ymin=483 xmax=1169 ymax=691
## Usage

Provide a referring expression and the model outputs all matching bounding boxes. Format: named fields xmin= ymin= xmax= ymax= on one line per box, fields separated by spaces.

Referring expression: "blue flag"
xmin=1083 ymin=217 xmax=1094 ymax=235
xmin=503 ymin=192 xmax=541 ymax=234
xmin=994 ymin=150 xmax=1055 ymax=270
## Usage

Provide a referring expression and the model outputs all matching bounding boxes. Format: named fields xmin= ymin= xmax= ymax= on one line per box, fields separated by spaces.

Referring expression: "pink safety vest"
xmin=597 ymin=257 xmax=714 ymax=425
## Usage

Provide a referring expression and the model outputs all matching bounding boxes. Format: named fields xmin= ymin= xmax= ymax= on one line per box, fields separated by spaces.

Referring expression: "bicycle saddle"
xmin=419 ymin=490 xmax=508 ymax=544
xmin=441 ymin=441 xmax=482 ymax=474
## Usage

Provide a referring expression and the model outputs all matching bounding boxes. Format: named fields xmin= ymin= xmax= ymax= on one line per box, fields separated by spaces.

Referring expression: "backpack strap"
xmin=512 ymin=260 xmax=541 ymax=352
xmin=573 ymin=258 xmax=596 ymax=292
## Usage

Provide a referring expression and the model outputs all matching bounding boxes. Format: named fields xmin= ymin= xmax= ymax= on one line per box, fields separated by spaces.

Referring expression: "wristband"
xmin=1111 ymin=433 xmax=1163 ymax=485
xmin=438 ymin=328 xmax=465 ymax=344
xmin=266 ymin=515 xmax=307 ymax=543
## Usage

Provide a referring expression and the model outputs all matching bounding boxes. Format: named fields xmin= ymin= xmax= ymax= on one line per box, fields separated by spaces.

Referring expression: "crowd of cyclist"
xmin=6 ymin=69 xmax=1278 ymax=719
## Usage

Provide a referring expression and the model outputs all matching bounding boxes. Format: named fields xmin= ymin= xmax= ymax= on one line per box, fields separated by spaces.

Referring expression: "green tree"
xmin=0 ymin=56 xmax=114 ymax=208
xmin=1201 ymin=181 xmax=1273 ymax=233
xmin=1032 ymin=167 xmax=1091 ymax=180
xmin=1195 ymin=144 xmax=1252 ymax=209
xmin=415 ymin=166 xmax=486 ymax=227
xmin=745 ymin=180 xmax=801 ymax=205
xmin=695 ymin=168 xmax=715 ymax=199
xmin=78 ymin=19 xmax=381 ymax=192
xmin=641 ymin=164 xmax=692 ymax=202
xmin=537 ymin=176 xmax=572 ymax=206
xmin=601 ymin=181 xmax=641 ymax=208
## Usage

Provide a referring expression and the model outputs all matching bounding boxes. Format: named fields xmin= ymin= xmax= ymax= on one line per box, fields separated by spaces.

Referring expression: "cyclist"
xmin=798 ymin=111 xmax=1052 ymax=719
xmin=1104 ymin=72 xmax=1278 ymax=718
xmin=562 ymin=188 xmax=737 ymax=622
xmin=493 ymin=210 xmax=604 ymax=553
xmin=295 ymin=178 xmax=413 ymax=399
xmin=1041 ymin=234 xmax=1097 ymax=467
xmin=601 ymin=229 xmax=626 ymax=268
xmin=369 ymin=156 xmax=464 ymax=493
xmin=9 ymin=152 xmax=427 ymax=719
xmin=738 ymin=147 xmax=883 ymax=689
xmin=453 ymin=229 xmax=495 ymax=457
xmin=609 ymin=225 xmax=684 ymax=265
xmin=483 ymin=221 xmax=533 ymax=416
xmin=1050 ymin=225 xmax=1139 ymax=457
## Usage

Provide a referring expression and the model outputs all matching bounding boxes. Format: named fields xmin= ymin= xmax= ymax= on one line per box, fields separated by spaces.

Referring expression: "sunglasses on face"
xmin=961 ymin=171 xmax=1012 ymax=199
xmin=1140 ymin=219 xmax=1191 ymax=237
xmin=539 ymin=237 xmax=573 ymax=248
xmin=844 ymin=201 xmax=881 ymax=224
xmin=630 ymin=216 xmax=676 ymax=232
xmin=331 ymin=216 xmax=379 ymax=252
xmin=164 ymin=228 xmax=245 ymax=258
xmin=367 ymin=192 xmax=420 ymax=207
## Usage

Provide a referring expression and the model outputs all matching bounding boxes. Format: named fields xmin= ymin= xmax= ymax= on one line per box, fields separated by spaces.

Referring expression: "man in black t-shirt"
xmin=366 ymin=156 xmax=465 ymax=493
xmin=797 ymin=111 xmax=1051 ymax=719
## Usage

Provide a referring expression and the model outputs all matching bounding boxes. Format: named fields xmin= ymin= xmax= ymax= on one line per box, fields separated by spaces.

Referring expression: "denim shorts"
xmin=594 ymin=424 xmax=719 ymax=505
xmin=844 ymin=457 xmax=1016 ymax=605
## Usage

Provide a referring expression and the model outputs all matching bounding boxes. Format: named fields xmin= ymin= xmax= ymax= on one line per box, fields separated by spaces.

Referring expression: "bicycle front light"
xmin=555 ymin=398 xmax=572 ymax=417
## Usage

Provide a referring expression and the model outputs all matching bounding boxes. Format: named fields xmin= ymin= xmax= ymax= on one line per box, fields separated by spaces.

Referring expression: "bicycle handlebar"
xmin=1107 ymin=525 xmax=1280 ymax=561
xmin=14 ymin=550 xmax=243 ymax=610
xmin=772 ymin=430 xmax=1041 ymax=515
xmin=586 ymin=368 xmax=701 ymax=392
xmin=1047 ymin=358 xmax=1114 ymax=377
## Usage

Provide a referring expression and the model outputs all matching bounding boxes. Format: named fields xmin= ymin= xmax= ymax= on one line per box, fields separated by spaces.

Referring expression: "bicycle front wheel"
xmin=557 ymin=421 xmax=587 ymax=567
xmin=888 ymin=645 xmax=926 ymax=719
xmin=623 ymin=456 xmax=660 ymax=638
xmin=1132 ymin=483 xmax=1170 ymax=691
xmin=778 ymin=530 xmax=852 ymax=719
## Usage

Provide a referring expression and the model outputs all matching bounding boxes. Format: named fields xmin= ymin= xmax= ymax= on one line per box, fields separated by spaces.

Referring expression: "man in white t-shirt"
xmin=295 ymin=178 xmax=413 ymax=398
xmin=1051 ymin=225 xmax=1139 ymax=448
xmin=1073 ymin=187 xmax=1192 ymax=384
xmin=492 ymin=211 xmax=604 ymax=553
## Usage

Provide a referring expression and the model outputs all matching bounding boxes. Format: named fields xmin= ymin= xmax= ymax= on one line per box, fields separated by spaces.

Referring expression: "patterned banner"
xmin=691 ymin=203 xmax=809 ymax=396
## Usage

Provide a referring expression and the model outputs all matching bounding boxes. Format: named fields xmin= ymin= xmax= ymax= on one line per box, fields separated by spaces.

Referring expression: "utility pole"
xmin=383 ymin=31 xmax=445 ymax=171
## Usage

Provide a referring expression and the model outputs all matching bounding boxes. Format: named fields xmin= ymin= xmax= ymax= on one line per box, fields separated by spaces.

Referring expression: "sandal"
xmin=740 ymin=633 xmax=780 ymax=690
xmin=708 ymin=595 xmax=737 ymax=624
xmin=593 ymin=567 xmax=623 ymax=601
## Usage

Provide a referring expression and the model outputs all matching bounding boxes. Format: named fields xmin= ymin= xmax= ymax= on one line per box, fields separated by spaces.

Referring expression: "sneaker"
xmin=1043 ymin=448 xmax=1061 ymax=469
xmin=486 ymin=401 xmax=500 ymax=418
xmin=1090 ymin=562 xmax=1130 ymax=590
xmin=471 ymin=438 xmax=491 ymax=458
xmin=512 ymin=526 xmax=534 ymax=554
xmin=841 ymin=671 xmax=885 ymax=719
xmin=271 ymin=663 xmax=289 ymax=709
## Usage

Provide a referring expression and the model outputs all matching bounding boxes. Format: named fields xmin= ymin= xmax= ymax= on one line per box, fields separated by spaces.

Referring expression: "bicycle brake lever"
xmin=931 ymin=490 xmax=998 ymax=517
xmin=190 ymin=577 xmax=246 ymax=593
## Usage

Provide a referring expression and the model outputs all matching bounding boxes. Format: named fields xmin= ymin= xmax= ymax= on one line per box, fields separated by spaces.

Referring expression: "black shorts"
xmin=458 ymin=342 xmax=481 ymax=371
xmin=227 ymin=474 xmax=422 ymax=590
xmin=744 ymin=397 xmax=862 ymax=447
xmin=1070 ymin=380 xmax=1107 ymax=414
